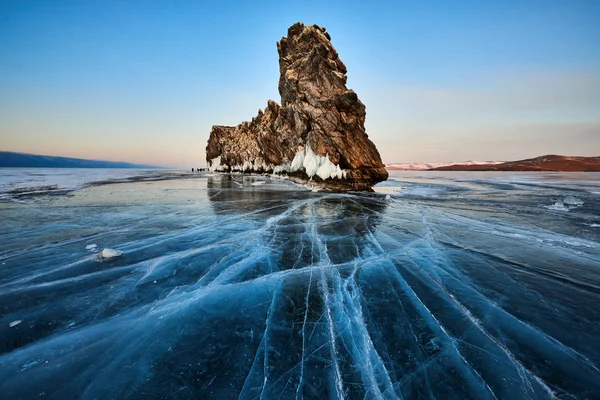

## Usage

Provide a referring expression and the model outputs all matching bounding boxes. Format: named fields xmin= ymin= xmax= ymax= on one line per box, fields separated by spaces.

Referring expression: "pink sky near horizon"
xmin=3 ymin=68 xmax=599 ymax=168
xmin=1 ymin=1 xmax=599 ymax=168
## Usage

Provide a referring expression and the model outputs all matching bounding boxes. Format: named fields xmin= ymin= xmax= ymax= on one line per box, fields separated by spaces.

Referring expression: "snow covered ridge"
xmin=386 ymin=161 xmax=504 ymax=171
xmin=209 ymin=145 xmax=348 ymax=181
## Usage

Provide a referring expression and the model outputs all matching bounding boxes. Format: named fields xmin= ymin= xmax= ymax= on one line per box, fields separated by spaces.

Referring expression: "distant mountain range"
xmin=386 ymin=155 xmax=600 ymax=172
xmin=432 ymin=155 xmax=600 ymax=172
xmin=386 ymin=160 xmax=505 ymax=171
xmin=0 ymin=151 xmax=160 ymax=169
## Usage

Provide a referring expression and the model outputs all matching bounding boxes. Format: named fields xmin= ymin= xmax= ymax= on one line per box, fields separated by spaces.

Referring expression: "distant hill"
xmin=431 ymin=155 xmax=600 ymax=172
xmin=386 ymin=160 xmax=504 ymax=171
xmin=0 ymin=151 xmax=160 ymax=169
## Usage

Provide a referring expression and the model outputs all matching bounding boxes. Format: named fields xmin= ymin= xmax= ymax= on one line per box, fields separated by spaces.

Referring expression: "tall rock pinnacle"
xmin=206 ymin=22 xmax=388 ymax=190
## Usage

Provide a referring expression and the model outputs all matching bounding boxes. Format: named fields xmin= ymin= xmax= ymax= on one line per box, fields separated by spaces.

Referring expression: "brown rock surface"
xmin=206 ymin=22 xmax=387 ymax=190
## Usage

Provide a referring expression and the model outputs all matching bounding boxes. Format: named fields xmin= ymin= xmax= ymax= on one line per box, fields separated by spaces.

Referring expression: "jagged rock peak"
xmin=206 ymin=22 xmax=388 ymax=191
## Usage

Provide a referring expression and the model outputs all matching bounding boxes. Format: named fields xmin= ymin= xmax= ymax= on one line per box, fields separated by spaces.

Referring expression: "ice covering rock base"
xmin=206 ymin=23 xmax=388 ymax=190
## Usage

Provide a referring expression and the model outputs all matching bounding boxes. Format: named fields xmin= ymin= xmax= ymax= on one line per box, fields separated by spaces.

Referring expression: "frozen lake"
xmin=1 ymin=169 xmax=600 ymax=399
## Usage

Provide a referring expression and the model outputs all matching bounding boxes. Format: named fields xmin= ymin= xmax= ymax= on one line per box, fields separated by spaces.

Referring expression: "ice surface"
xmin=0 ymin=168 xmax=187 ymax=202
xmin=1 ymin=171 xmax=600 ymax=399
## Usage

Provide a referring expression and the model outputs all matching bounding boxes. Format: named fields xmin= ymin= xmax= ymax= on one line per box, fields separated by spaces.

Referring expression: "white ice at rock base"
xmin=273 ymin=165 xmax=290 ymax=174
xmin=303 ymin=146 xmax=320 ymax=177
xmin=209 ymin=156 xmax=222 ymax=172
xmin=287 ymin=145 xmax=347 ymax=180
xmin=316 ymin=156 xmax=344 ymax=180
xmin=211 ymin=146 xmax=346 ymax=180
xmin=290 ymin=148 xmax=305 ymax=172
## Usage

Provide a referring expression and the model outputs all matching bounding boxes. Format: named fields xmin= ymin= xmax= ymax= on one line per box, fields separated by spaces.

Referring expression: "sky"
xmin=0 ymin=0 xmax=599 ymax=167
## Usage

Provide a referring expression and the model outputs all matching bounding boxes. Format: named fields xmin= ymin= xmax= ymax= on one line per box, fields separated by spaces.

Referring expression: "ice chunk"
xmin=97 ymin=248 xmax=123 ymax=259
xmin=85 ymin=244 xmax=98 ymax=251
xmin=9 ymin=320 xmax=21 ymax=328
xmin=563 ymin=196 xmax=583 ymax=206
xmin=545 ymin=201 xmax=569 ymax=211
xmin=545 ymin=196 xmax=583 ymax=211
xmin=251 ymin=181 xmax=266 ymax=186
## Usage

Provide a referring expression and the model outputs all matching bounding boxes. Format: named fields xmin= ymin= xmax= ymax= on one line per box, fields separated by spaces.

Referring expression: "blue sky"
xmin=1 ymin=0 xmax=599 ymax=167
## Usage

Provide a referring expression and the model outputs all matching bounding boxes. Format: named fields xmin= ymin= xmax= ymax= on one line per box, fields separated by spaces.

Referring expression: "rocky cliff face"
xmin=206 ymin=22 xmax=388 ymax=190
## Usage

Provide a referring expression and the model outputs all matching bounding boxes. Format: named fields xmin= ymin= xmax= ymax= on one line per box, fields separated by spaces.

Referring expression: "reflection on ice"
xmin=0 ymin=171 xmax=600 ymax=399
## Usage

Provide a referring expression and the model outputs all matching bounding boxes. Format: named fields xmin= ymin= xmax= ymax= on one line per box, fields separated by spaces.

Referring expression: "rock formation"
xmin=206 ymin=22 xmax=388 ymax=190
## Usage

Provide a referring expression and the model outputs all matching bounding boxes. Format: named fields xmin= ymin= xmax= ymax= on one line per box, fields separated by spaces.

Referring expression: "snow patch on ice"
xmin=563 ymin=239 xmax=593 ymax=248
xmin=545 ymin=196 xmax=584 ymax=212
